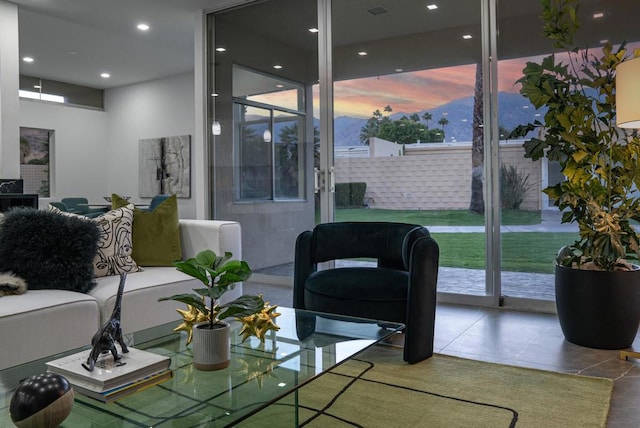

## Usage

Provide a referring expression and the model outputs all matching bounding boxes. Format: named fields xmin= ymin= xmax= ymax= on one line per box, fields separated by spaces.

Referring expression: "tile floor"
xmin=244 ymin=279 xmax=640 ymax=427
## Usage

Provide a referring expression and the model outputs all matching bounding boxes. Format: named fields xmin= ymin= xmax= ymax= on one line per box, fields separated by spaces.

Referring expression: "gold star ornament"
xmin=174 ymin=304 xmax=209 ymax=345
xmin=238 ymin=303 xmax=281 ymax=343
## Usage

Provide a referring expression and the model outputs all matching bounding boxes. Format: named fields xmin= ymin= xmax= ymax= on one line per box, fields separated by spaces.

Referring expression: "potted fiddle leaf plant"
xmin=159 ymin=250 xmax=265 ymax=370
xmin=511 ymin=0 xmax=640 ymax=349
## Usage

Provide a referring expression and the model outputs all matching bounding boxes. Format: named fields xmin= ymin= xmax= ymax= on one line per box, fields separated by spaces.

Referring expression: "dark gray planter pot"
xmin=555 ymin=264 xmax=640 ymax=349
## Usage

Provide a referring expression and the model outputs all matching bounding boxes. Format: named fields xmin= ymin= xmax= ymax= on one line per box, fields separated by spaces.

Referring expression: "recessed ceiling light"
xmin=592 ymin=12 xmax=604 ymax=19
xmin=276 ymin=84 xmax=284 ymax=88
xmin=211 ymin=93 xmax=219 ymax=97
xmin=101 ymin=72 xmax=111 ymax=78
xmin=427 ymin=4 xmax=438 ymax=10
xmin=600 ymin=39 xmax=608 ymax=44
xmin=215 ymin=47 xmax=226 ymax=52
xmin=395 ymin=68 xmax=403 ymax=72
xmin=33 ymin=85 xmax=41 ymax=89
xmin=462 ymin=34 xmax=472 ymax=40
xmin=66 ymin=50 xmax=76 ymax=55
xmin=22 ymin=56 xmax=34 ymax=63
xmin=273 ymin=64 xmax=283 ymax=69
xmin=137 ymin=23 xmax=150 ymax=31
xmin=358 ymin=51 xmax=368 ymax=56
xmin=308 ymin=28 xmax=319 ymax=33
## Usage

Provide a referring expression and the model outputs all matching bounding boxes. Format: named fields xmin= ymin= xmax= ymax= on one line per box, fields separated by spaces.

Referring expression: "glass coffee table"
xmin=0 ymin=307 xmax=403 ymax=427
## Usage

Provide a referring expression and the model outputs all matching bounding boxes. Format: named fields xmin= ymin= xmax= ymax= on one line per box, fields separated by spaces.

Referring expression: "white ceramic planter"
xmin=192 ymin=321 xmax=230 ymax=371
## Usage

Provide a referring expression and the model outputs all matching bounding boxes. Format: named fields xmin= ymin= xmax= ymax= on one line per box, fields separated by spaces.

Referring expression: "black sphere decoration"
xmin=10 ymin=373 xmax=74 ymax=428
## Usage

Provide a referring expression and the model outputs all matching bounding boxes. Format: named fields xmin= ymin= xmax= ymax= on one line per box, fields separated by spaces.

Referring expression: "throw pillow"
xmin=0 ymin=207 xmax=100 ymax=292
xmin=111 ymin=193 xmax=182 ymax=266
xmin=48 ymin=204 xmax=143 ymax=277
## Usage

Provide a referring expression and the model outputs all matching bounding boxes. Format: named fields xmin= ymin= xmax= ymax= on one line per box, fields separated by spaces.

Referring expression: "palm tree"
xmin=422 ymin=112 xmax=433 ymax=129
xmin=383 ymin=105 xmax=393 ymax=116
xmin=437 ymin=116 xmax=449 ymax=140
xmin=469 ymin=63 xmax=484 ymax=214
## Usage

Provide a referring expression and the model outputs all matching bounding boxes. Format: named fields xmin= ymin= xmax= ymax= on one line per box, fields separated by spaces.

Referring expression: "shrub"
xmin=500 ymin=164 xmax=533 ymax=210
xmin=335 ymin=182 xmax=367 ymax=208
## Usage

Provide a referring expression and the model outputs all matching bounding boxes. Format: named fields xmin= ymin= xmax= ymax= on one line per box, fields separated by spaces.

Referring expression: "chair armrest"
xmin=405 ymin=235 xmax=439 ymax=363
xmin=293 ymin=230 xmax=315 ymax=309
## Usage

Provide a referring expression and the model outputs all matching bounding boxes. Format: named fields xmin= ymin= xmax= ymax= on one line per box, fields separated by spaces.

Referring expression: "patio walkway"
xmin=254 ymin=211 xmax=572 ymax=302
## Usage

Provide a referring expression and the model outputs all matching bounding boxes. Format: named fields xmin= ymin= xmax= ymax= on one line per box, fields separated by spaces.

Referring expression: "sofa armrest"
xmin=179 ymin=220 xmax=242 ymax=260
xmin=179 ymin=220 xmax=243 ymax=303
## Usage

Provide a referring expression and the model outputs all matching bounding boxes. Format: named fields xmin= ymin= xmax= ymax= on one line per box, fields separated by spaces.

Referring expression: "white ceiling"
xmin=9 ymin=0 xmax=227 ymax=89
xmin=7 ymin=0 xmax=640 ymax=90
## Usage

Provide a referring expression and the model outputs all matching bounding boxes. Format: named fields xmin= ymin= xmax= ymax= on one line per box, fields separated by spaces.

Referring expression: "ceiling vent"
xmin=367 ymin=6 xmax=389 ymax=16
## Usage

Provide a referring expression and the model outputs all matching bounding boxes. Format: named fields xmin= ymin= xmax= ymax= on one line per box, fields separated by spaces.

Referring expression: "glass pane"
xmin=274 ymin=113 xmax=305 ymax=199
xmin=211 ymin=0 xmax=318 ymax=275
xmin=232 ymin=65 xmax=305 ymax=111
xmin=497 ymin=0 xmax=640 ymax=301
xmin=20 ymin=127 xmax=51 ymax=197
xmin=235 ymin=104 xmax=272 ymax=200
xmin=331 ymin=0 xmax=487 ymax=297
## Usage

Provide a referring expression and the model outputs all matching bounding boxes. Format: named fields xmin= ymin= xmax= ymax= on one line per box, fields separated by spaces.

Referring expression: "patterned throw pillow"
xmin=48 ymin=204 xmax=143 ymax=277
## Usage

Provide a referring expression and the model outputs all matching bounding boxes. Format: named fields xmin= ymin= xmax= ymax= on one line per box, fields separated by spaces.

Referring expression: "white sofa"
xmin=0 ymin=219 xmax=242 ymax=370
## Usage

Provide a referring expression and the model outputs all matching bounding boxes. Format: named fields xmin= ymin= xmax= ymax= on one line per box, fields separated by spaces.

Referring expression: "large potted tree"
xmin=512 ymin=0 xmax=640 ymax=349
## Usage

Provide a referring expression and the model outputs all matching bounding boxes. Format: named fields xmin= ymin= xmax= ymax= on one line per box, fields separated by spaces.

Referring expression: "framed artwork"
xmin=138 ymin=135 xmax=191 ymax=198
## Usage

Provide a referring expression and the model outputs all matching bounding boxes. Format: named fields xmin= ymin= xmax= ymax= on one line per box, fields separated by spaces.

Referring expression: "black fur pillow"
xmin=0 ymin=208 xmax=100 ymax=293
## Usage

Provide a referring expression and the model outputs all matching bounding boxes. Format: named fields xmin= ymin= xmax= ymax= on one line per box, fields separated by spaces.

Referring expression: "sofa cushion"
xmin=48 ymin=204 xmax=142 ymax=277
xmin=0 ymin=207 xmax=100 ymax=292
xmin=0 ymin=289 xmax=100 ymax=370
xmin=90 ymin=267 xmax=198 ymax=333
xmin=112 ymin=193 xmax=182 ymax=266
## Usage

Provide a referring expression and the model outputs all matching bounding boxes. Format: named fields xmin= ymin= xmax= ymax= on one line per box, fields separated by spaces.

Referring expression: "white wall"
xmin=17 ymin=72 xmax=197 ymax=216
xmin=19 ymin=99 xmax=109 ymax=205
xmin=0 ymin=2 xmax=20 ymax=179
xmin=105 ymin=72 xmax=197 ymax=218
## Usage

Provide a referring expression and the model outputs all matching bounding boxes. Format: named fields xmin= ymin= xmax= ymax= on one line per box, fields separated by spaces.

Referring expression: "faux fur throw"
xmin=0 ymin=272 xmax=27 ymax=296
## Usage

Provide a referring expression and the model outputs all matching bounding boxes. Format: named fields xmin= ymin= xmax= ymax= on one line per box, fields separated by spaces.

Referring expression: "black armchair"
xmin=294 ymin=222 xmax=439 ymax=364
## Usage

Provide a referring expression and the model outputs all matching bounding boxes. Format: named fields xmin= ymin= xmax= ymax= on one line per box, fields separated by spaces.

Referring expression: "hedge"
xmin=335 ymin=182 xmax=367 ymax=207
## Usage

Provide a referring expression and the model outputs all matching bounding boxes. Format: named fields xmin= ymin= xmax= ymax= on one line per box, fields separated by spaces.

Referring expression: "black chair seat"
xmin=304 ymin=267 xmax=408 ymax=324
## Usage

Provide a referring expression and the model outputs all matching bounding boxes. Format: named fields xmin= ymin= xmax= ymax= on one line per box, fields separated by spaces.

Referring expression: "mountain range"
xmin=332 ymin=92 xmax=543 ymax=146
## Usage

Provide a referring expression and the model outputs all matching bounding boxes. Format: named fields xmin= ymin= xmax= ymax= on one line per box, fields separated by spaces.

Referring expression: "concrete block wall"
xmin=335 ymin=142 xmax=542 ymax=211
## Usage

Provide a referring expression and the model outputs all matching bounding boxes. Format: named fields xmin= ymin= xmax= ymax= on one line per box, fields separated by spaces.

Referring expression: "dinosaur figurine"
xmin=82 ymin=273 xmax=129 ymax=371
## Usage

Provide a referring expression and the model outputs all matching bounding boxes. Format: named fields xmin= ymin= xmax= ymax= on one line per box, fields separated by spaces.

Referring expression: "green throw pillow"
xmin=112 ymin=193 xmax=182 ymax=266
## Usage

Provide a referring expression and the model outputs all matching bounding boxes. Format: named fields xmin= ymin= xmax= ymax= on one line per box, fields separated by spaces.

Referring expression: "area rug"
xmin=239 ymin=345 xmax=613 ymax=427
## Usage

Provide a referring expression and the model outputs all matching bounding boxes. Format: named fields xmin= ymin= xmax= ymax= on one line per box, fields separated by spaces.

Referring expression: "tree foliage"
xmin=359 ymin=107 xmax=444 ymax=144
xmin=510 ymin=0 xmax=640 ymax=270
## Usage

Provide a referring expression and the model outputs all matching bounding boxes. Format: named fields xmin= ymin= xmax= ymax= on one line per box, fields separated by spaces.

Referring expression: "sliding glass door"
xmin=208 ymin=0 xmax=318 ymax=276
xmin=208 ymin=0 xmax=627 ymax=309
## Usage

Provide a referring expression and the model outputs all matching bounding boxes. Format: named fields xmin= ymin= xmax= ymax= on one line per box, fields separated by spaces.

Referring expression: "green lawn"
xmin=433 ymin=232 xmax=579 ymax=274
xmin=331 ymin=208 xmax=575 ymax=274
xmin=334 ymin=208 xmax=540 ymax=225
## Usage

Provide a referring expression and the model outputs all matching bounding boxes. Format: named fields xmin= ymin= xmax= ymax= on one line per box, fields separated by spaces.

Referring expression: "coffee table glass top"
xmin=0 ymin=307 xmax=403 ymax=427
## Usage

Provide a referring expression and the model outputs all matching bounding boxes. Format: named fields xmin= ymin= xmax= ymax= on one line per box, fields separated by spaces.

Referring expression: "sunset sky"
xmin=253 ymin=42 xmax=638 ymax=120
xmin=331 ymin=58 xmax=532 ymax=118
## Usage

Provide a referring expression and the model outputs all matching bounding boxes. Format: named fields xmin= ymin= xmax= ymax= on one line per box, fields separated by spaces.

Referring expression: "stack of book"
xmin=46 ymin=347 xmax=172 ymax=403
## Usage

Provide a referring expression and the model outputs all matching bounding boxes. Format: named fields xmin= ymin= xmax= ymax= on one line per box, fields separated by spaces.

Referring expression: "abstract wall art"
xmin=138 ymin=135 xmax=191 ymax=198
